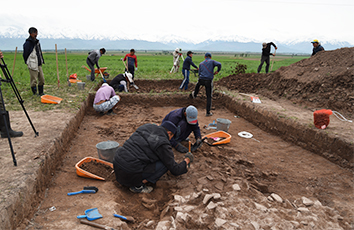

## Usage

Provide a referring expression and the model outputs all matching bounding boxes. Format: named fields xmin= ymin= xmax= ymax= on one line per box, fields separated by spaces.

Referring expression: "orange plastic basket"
xmin=75 ymin=157 xmax=113 ymax=181
xmin=202 ymin=131 xmax=232 ymax=145
xmin=41 ymin=95 xmax=63 ymax=104
xmin=69 ymin=79 xmax=82 ymax=83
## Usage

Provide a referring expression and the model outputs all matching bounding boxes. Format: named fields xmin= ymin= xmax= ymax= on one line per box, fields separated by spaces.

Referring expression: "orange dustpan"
xmin=75 ymin=157 xmax=113 ymax=181
xmin=202 ymin=131 xmax=232 ymax=145
xmin=41 ymin=95 xmax=63 ymax=104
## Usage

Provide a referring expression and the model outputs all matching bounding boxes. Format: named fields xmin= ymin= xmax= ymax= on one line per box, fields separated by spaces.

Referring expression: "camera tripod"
xmin=0 ymin=57 xmax=39 ymax=166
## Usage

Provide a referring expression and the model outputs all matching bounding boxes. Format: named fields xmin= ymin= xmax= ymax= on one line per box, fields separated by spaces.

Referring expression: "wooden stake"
xmin=65 ymin=48 xmax=71 ymax=86
xmin=55 ymin=44 xmax=60 ymax=88
xmin=11 ymin=47 xmax=17 ymax=76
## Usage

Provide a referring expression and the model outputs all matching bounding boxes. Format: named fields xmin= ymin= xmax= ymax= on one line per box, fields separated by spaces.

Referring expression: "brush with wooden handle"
xmin=80 ymin=219 xmax=116 ymax=230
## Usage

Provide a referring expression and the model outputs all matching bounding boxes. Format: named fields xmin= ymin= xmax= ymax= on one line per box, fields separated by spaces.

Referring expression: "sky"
xmin=1 ymin=0 xmax=353 ymax=45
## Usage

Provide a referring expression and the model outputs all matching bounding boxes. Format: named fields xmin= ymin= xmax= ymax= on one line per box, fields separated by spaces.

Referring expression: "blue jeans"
xmin=179 ymin=69 xmax=190 ymax=90
xmin=142 ymin=161 xmax=168 ymax=184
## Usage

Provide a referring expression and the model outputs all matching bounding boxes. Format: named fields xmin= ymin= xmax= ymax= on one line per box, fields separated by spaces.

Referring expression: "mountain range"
xmin=0 ymin=36 xmax=352 ymax=55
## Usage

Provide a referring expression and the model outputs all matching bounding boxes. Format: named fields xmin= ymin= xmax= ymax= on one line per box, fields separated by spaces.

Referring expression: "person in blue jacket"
xmin=162 ymin=105 xmax=202 ymax=153
xmin=179 ymin=51 xmax=198 ymax=90
xmin=311 ymin=39 xmax=325 ymax=56
xmin=190 ymin=53 xmax=221 ymax=116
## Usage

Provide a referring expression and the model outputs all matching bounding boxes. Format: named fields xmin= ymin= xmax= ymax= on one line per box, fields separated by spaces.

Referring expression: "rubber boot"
xmin=31 ymin=86 xmax=37 ymax=95
xmin=0 ymin=111 xmax=23 ymax=138
xmin=38 ymin=85 xmax=45 ymax=96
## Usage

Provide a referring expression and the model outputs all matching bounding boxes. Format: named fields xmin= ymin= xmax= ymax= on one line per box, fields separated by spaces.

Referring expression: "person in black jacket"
xmin=113 ymin=121 xmax=194 ymax=193
xmin=179 ymin=51 xmax=198 ymax=90
xmin=257 ymin=42 xmax=277 ymax=74
xmin=23 ymin=27 xmax=45 ymax=96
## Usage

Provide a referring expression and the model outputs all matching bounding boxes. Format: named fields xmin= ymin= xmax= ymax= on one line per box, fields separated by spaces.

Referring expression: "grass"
xmin=0 ymin=51 xmax=307 ymax=112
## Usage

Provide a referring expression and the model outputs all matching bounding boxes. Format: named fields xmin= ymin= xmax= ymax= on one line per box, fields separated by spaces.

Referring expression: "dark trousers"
xmin=126 ymin=66 xmax=135 ymax=79
xmin=180 ymin=69 xmax=190 ymax=90
xmin=142 ymin=161 xmax=168 ymax=184
xmin=86 ymin=58 xmax=95 ymax=81
xmin=193 ymin=78 xmax=213 ymax=114
xmin=257 ymin=55 xmax=270 ymax=73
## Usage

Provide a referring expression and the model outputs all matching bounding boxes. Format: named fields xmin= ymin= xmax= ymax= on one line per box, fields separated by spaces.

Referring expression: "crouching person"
xmin=113 ymin=121 xmax=194 ymax=193
xmin=93 ymin=83 xmax=120 ymax=115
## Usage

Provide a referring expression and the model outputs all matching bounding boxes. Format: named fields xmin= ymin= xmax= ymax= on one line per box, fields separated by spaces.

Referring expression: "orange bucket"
xmin=202 ymin=131 xmax=232 ymax=145
xmin=41 ymin=95 xmax=63 ymax=104
xmin=75 ymin=157 xmax=113 ymax=181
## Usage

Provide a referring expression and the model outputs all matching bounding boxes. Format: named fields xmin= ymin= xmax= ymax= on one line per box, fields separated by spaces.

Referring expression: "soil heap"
xmin=217 ymin=47 xmax=354 ymax=116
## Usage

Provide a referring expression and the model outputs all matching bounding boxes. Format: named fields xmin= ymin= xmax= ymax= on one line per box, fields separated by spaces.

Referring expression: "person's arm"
xmin=156 ymin=144 xmax=188 ymax=176
xmin=0 ymin=50 xmax=3 ymax=59
xmin=134 ymin=55 xmax=138 ymax=68
xmin=214 ymin=60 xmax=222 ymax=74
xmin=193 ymin=124 xmax=202 ymax=140
xmin=123 ymin=54 xmax=128 ymax=61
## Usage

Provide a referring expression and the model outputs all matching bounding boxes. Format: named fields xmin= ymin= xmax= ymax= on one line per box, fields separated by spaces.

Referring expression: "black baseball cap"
xmin=187 ymin=51 xmax=194 ymax=55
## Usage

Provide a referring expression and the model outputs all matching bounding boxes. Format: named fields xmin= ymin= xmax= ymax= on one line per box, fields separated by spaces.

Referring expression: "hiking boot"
xmin=129 ymin=184 xmax=153 ymax=193
xmin=206 ymin=112 xmax=213 ymax=117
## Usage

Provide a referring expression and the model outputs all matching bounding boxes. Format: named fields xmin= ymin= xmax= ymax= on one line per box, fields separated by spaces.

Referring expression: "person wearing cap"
xmin=311 ymin=39 xmax=325 ymax=56
xmin=23 ymin=27 xmax=46 ymax=96
xmin=123 ymin=49 xmax=138 ymax=79
xmin=179 ymin=51 xmax=198 ymax=91
xmin=257 ymin=42 xmax=277 ymax=74
xmin=162 ymin=105 xmax=202 ymax=153
xmin=113 ymin=121 xmax=194 ymax=193
xmin=109 ymin=72 xmax=133 ymax=92
xmin=93 ymin=83 xmax=120 ymax=115
xmin=86 ymin=48 xmax=106 ymax=81
xmin=172 ymin=48 xmax=183 ymax=73
xmin=190 ymin=52 xmax=222 ymax=116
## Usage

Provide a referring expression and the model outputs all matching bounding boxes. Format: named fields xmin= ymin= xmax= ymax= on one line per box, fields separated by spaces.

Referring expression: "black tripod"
xmin=0 ymin=57 xmax=39 ymax=166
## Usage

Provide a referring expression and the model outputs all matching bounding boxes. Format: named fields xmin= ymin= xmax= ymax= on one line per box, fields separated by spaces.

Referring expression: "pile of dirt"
xmin=216 ymin=47 xmax=354 ymax=116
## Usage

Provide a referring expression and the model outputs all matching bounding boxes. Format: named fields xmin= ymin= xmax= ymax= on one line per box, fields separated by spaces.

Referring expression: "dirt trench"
xmin=10 ymin=81 xmax=352 ymax=230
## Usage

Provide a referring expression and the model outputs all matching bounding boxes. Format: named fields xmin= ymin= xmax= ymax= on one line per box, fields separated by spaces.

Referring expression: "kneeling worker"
xmin=109 ymin=72 xmax=133 ymax=92
xmin=113 ymin=121 xmax=194 ymax=193
xmin=93 ymin=83 xmax=120 ymax=115
xmin=162 ymin=105 xmax=202 ymax=153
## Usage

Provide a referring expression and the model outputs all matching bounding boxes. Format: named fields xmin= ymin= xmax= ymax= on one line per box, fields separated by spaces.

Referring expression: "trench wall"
xmin=6 ymin=91 xmax=353 ymax=229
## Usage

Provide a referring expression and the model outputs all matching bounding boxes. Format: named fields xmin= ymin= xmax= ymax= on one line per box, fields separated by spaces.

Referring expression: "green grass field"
xmin=0 ymin=51 xmax=307 ymax=111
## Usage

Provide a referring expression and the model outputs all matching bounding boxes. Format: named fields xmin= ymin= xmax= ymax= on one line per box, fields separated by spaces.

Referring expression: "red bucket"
xmin=313 ymin=109 xmax=333 ymax=129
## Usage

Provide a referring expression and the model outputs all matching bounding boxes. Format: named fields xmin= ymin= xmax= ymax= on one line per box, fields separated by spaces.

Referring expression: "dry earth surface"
xmin=0 ymin=47 xmax=353 ymax=230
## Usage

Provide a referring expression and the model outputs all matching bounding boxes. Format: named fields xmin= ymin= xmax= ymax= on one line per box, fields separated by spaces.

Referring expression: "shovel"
xmin=77 ymin=208 xmax=103 ymax=221
xmin=98 ymin=68 xmax=107 ymax=83
xmin=67 ymin=186 xmax=98 ymax=196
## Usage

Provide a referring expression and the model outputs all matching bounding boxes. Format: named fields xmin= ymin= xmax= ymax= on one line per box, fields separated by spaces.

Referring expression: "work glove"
xmin=175 ymin=143 xmax=188 ymax=153
xmin=135 ymin=67 xmax=138 ymax=71
xmin=191 ymin=138 xmax=203 ymax=152
xmin=184 ymin=152 xmax=194 ymax=163
xmin=120 ymin=58 xmax=123 ymax=61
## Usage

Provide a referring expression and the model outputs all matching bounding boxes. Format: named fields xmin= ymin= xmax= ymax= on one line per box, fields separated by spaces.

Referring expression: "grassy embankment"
xmin=0 ymin=51 xmax=307 ymax=112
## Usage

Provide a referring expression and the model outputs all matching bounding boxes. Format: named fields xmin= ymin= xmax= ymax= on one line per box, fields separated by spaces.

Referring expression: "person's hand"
xmin=275 ymin=47 xmax=278 ymax=50
xmin=185 ymin=152 xmax=194 ymax=163
xmin=0 ymin=50 xmax=3 ymax=59
xmin=191 ymin=138 xmax=203 ymax=152
xmin=214 ymin=71 xmax=219 ymax=75
xmin=175 ymin=143 xmax=188 ymax=153
xmin=135 ymin=67 xmax=138 ymax=71
xmin=120 ymin=58 xmax=123 ymax=61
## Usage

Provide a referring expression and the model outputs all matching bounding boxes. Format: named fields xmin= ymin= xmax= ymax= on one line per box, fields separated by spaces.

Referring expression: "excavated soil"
xmin=0 ymin=47 xmax=353 ymax=230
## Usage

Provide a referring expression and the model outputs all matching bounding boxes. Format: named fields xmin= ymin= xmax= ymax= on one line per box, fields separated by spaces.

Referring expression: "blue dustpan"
xmin=77 ymin=208 xmax=102 ymax=221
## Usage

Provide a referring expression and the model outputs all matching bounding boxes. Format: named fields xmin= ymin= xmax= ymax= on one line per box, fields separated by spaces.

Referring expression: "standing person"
xmin=93 ymin=83 xmax=120 ymax=115
xmin=172 ymin=48 xmax=182 ymax=73
xmin=162 ymin=105 xmax=202 ymax=153
xmin=123 ymin=49 xmax=138 ymax=79
xmin=113 ymin=121 xmax=194 ymax=193
xmin=190 ymin=53 xmax=221 ymax=116
xmin=257 ymin=42 xmax=277 ymax=74
xmin=22 ymin=27 xmax=45 ymax=96
xmin=0 ymin=50 xmax=23 ymax=138
xmin=180 ymin=51 xmax=198 ymax=91
xmin=311 ymin=39 xmax=325 ymax=56
xmin=86 ymin=48 xmax=106 ymax=81
xmin=109 ymin=72 xmax=133 ymax=92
